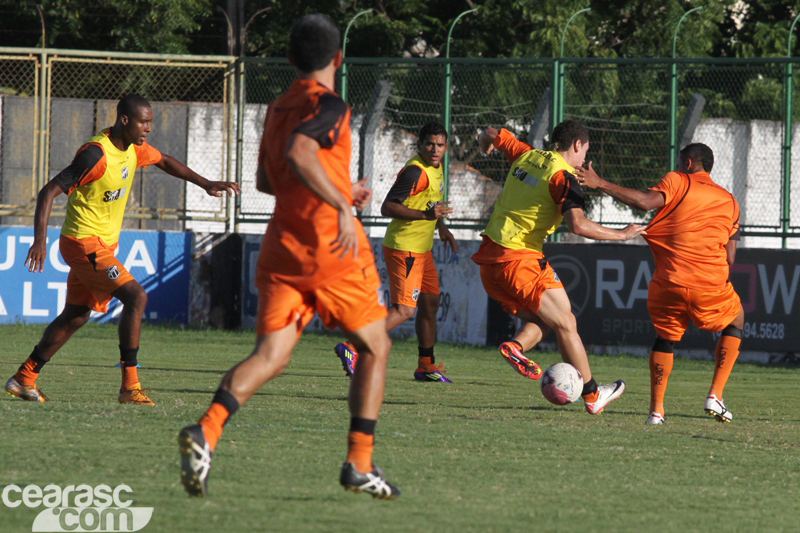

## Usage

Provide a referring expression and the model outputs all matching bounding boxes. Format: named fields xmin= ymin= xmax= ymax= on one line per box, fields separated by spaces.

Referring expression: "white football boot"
xmin=704 ymin=394 xmax=732 ymax=423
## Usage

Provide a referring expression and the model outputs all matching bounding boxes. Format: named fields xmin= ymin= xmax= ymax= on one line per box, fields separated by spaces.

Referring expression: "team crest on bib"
xmin=121 ymin=166 xmax=129 ymax=180
xmin=412 ymin=289 xmax=420 ymax=302
xmin=106 ymin=265 xmax=120 ymax=280
xmin=553 ymin=271 xmax=560 ymax=283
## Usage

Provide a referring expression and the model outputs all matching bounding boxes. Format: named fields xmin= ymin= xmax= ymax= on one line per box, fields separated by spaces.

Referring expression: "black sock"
xmin=30 ymin=345 xmax=49 ymax=372
xmin=418 ymin=346 xmax=434 ymax=364
xmin=349 ymin=417 xmax=377 ymax=435
xmin=119 ymin=346 xmax=139 ymax=367
xmin=212 ymin=389 xmax=240 ymax=424
xmin=581 ymin=378 xmax=598 ymax=397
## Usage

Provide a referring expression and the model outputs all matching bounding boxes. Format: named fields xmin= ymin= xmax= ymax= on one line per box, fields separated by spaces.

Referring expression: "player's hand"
xmin=331 ymin=208 xmax=358 ymax=259
xmin=25 ymin=239 xmax=47 ymax=273
xmin=205 ymin=181 xmax=240 ymax=197
xmin=439 ymin=226 xmax=458 ymax=254
xmin=426 ymin=202 xmax=453 ymax=220
xmin=574 ymin=162 xmax=602 ymax=189
xmin=351 ymin=178 xmax=372 ymax=211
xmin=620 ymin=224 xmax=647 ymax=240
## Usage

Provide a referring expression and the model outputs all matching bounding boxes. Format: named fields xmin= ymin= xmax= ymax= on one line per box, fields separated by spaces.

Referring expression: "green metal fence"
xmin=1 ymin=48 xmax=799 ymax=245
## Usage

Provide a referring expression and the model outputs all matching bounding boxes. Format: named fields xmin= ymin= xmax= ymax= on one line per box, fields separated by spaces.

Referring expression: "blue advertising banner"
xmin=0 ymin=227 xmax=191 ymax=324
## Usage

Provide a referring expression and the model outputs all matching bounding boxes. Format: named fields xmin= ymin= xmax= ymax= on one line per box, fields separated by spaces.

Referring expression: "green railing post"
xmin=340 ymin=9 xmax=372 ymax=102
xmin=442 ymin=7 xmax=478 ymax=202
xmin=557 ymin=8 xmax=590 ymax=126
xmin=669 ymin=7 xmax=703 ymax=169
xmin=782 ymin=13 xmax=800 ymax=248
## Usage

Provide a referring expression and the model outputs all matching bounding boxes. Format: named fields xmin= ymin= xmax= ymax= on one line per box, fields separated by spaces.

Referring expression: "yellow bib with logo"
xmin=483 ymin=150 xmax=573 ymax=253
xmin=61 ymin=131 xmax=137 ymax=246
xmin=383 ymin=154 xmax=444 ymax=254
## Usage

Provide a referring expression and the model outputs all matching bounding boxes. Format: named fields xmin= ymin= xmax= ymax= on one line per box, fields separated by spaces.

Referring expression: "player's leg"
xmin=413 ymin=252 xmax=450 ymax=382
xmin=477 ymin=260 xmax=545 ymax=379
xmin=695 ymin=283 xmax=744 ymax=422
xmin=179 ymin=282 xmax=306 ymax=496
xmin=340 ymin=318 xmax=399 ymax=499
xmin=646 ymin=337 xmax=675 ymax=425
xmin=179 ymin=324 xmax=299 ymax=497
xmin=111 ymin=280 xmax=152 ymax=404
xmin=536 ymin=287 xmax=625 ymax=414
xmin=646 ymin=279 xmax=689 ymax=423
xmin=498 ymin=311 xmax=548 ymax=380
xmin=5 ymin=303 xmax=91 ymax=402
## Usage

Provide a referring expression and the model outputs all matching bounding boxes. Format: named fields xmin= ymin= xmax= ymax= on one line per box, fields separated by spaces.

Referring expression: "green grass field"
xmin=1 ymin=323 xmax=798 ymax=532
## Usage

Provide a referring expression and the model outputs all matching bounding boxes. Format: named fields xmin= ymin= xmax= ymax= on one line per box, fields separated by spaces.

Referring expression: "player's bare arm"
xmin=381 ymin=199 xmax=453 ymax=221
xmin=25 ymin=180 xmax=64 ymax=273
xmin=155 ymin=154 xmax=240 ymax=197
xmin=725 ymin=238 xmax=737 ymax=266
xmin=286 ymin=132 xmax=358 ymax=258
xmin=574 ymin=162 xmax=665 ymax=211
xmin=436 ymin=218 xmax=458 ymax=253
xmin=351 ymin=178 xmax=372 ymax=211
xmin=477 ymin=127 xmax=499 ymax=155
xmin=563 ymin=208 xmax=646 ymax=241
xmin=255 ymin=163 xmax=273 ymax=195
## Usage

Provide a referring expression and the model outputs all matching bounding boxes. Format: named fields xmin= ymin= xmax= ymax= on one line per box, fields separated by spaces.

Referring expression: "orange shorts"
xmin=647 ymin=278 xmax=742 ymax=341
xmin=59 ymin=235 xmax=135 ymax=313
xmin=478 ymin=256 xmax=563 ymax=314
xmin=256 ymin=264 xmax=387 ymax=336
xmin=382 ymin=246 xmax=439 ymax=307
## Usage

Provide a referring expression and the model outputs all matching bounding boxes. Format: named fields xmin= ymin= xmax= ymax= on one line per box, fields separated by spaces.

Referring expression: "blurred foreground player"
xmin=178 ymin=14 xmax=399 ymax=499
xmin=575 ymin=143 xmax=743 ymax=424
xmin=5 ymin=94 xmax=238 ymax=406
xmin=474 ymin=121 xmax=646 ymax=414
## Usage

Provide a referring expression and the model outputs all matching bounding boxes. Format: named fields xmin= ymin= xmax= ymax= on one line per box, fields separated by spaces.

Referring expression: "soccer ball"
xmin=540 ymin=363 xmax=584 ymax=405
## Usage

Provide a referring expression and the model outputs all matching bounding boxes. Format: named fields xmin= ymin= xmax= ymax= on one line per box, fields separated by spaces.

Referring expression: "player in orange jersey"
xmin=474 ymin=121 xmax=646 ymax=414
xmin=334 ymin=122 xmax=458 ymax=382
xmin=178 ymin=14 xmax=399 ymax=499
xmin=575 ymin=142 xmax=744 ymax=424
xmin=4 ymin=94 xmax=238 ymax=406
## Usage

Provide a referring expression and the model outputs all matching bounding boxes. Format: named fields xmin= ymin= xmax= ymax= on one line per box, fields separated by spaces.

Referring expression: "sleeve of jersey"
xmin=549 ymin=170 xmax=585 ymax=213
xmin=384 ymin=166 xmax=427 ymax=203
xmin=134 ymin=142 xmax=162 ymax=167
xmin=647 ymin=172 xmax=682 ymax=205
xmin=51 ymin=144 xmax=106 ymax=194
xmin=294 ymin=92 xmax=349 ymax=149
xmin=493 ymin=128 xmax=533 ymax=163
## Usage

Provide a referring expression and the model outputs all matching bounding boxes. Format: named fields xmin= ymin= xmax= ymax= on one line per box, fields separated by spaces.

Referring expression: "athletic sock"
xmin=418 ymin=346 xmax=435 ymax=369
xmin=15 ymin=346 xmax=48 ymax=387
xmin=649 ymin=351 xmax=674 ymax=415
xmin=119 ymin=346 xmax=140 ymax=390
xmin=347 ymin=417 xmax=376 ymax=474
xmin=198 ymin=389 xmax=240 ymax=451
xmin=709 ymin=333 xmax=742 ymax=398
xmin=581 ymin=378 xmax=599 ymax=403
xmin=509 ymin=340 xmax=524 ymax=352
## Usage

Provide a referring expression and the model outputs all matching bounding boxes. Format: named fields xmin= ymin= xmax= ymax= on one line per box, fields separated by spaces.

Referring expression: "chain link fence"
xmin=0 ymin=48 xmax=235 ymax=231
xmin=1 ymin=49 xmax=798 ymax=244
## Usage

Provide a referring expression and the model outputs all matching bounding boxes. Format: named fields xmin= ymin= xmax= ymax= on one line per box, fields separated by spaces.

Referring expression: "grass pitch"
xmin=1 ymin=323 xmax=798 ymax=532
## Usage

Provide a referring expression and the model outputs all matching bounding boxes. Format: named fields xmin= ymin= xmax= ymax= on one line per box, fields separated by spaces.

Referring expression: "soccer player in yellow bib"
xmin=4 ymin=94 xmax=239 ymax=405
xmin=335 ymin=122 xmax=458 ymax=382
xmin=473 ymin=120 xmax=645 ymax=414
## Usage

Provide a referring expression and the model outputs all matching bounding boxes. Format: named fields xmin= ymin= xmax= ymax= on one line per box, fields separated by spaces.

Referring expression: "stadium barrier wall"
xmin=237 ymin=236 xmax=798 ymax=363
xmin=0 ymin=226 xmax=192 ymax=324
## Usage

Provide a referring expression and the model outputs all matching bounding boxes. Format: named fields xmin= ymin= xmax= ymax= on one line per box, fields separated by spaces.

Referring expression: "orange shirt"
xmin=644 ymin=171 xmax=739 ymax=289
xmin=256 ymin=79 xmax=372 ymax=290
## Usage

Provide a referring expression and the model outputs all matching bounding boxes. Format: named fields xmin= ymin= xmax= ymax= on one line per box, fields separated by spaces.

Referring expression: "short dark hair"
xmin=680 ymin=143 xmax=714 ymax=172
xmin=418 ymin=122 xmax=448 ymax=143
xmin=117 ymin=94 xmax=150 ymax=118
xmin=289 ymin=14 xmax=340 ymax=73
xmin=551 ymin=120 xmax=588 ymax=151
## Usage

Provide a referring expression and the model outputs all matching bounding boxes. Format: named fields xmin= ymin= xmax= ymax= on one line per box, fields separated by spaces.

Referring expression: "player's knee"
xmin=652 ymin=337 xmax=674 ymax=353
xmin=550 ymin=311 xmax=578 ymax=335
xmin=396 ymin=304 xmax=415 ymax=321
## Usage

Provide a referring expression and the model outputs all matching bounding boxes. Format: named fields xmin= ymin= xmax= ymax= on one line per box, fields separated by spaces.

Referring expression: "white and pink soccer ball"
xmin=540 ymin=362 xmax=584 ymax=405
